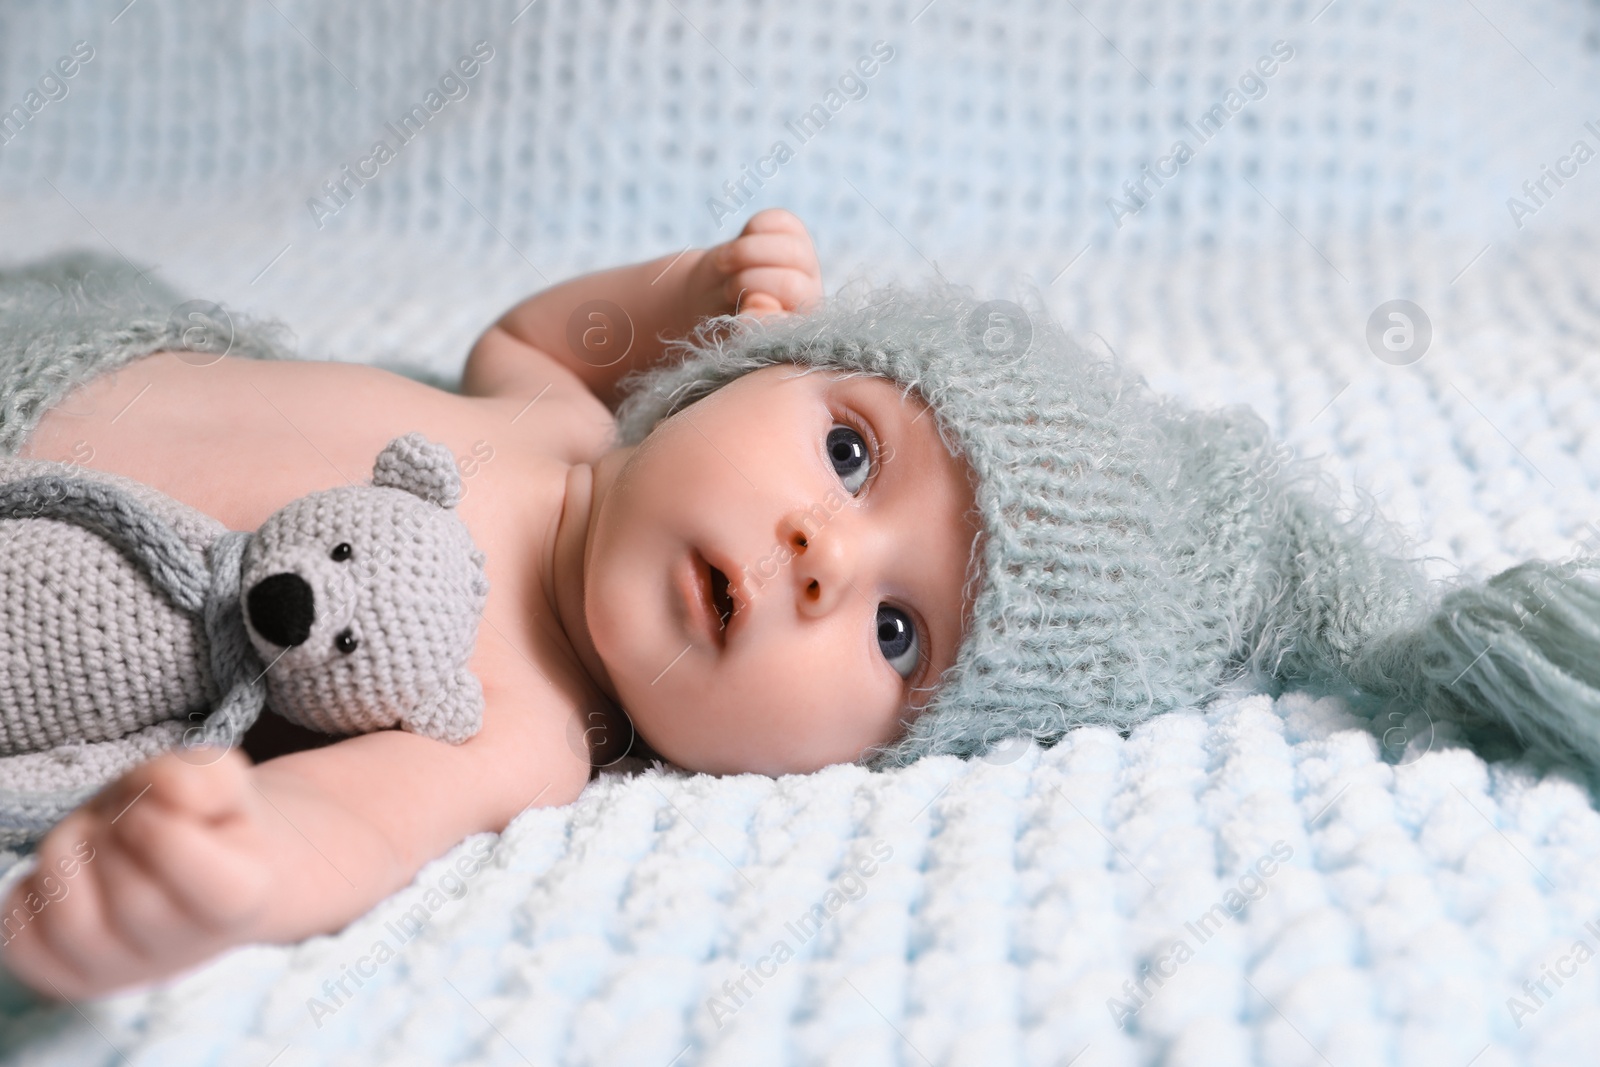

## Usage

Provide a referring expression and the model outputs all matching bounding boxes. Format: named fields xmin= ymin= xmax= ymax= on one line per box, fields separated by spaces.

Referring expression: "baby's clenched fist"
xmin=0 ymin=746 xmax=274 ymax=1001
xmin=694 ymin=208 xmax=823 ymax=318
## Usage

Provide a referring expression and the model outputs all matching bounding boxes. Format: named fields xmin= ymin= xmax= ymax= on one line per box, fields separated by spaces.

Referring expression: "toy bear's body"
xmin=0 ymin=433 xmax=490 ymax=848
xmin=1 ymin=454 xmax=228 ymax=752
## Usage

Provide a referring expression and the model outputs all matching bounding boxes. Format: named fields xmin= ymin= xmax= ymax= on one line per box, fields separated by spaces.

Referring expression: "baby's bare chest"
xmin=22 ymin=351 xmax=587 ymax=527
xmin=20 ymin=351 xmax=614 ymax=774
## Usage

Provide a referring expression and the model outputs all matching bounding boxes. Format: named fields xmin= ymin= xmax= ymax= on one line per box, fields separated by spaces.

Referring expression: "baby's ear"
xmin=402 ymin=670 xmax=485 ymax=744
xmin=372 ymin=432 xmax=463 ymax=509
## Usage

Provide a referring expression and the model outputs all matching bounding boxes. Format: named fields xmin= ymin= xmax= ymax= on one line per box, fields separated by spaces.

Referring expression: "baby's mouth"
xmin=708 ymin=563 xmax=735 ymax=632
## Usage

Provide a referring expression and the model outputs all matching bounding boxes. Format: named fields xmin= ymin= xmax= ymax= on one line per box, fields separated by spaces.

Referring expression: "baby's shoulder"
xmin=461 ymin=350 xmax=618 ymax=468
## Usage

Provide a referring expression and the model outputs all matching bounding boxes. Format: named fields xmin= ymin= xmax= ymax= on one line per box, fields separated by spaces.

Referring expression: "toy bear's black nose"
xmin=247 ymin=572 xmax=315 ymax=647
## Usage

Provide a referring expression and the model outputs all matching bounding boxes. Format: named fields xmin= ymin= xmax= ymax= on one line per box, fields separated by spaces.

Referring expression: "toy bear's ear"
xmin=372 ymin=432 xmax=463 ymax=509
xmin=402 ymin=669 xmax=485 ymax=744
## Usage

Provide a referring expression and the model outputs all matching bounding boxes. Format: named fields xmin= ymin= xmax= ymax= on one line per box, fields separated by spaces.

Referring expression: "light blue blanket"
xmin=3 ymin=0 xmax=1600 ymax=1063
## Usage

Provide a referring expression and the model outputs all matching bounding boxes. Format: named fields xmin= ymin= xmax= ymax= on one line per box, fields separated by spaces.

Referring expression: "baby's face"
xmin=585 ymin=364 xmax=981 ymax=775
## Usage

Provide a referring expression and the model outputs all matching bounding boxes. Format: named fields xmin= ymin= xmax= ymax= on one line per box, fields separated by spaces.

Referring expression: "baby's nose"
xmin=246 ymin=572 xmax=315 ymax=647
xmin=787 ymin=527 xmax=855 ymax=614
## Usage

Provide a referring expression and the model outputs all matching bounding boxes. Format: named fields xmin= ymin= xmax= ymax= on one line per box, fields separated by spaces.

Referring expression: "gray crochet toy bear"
xmin=0 ymin=431 xmax=490 ymax=848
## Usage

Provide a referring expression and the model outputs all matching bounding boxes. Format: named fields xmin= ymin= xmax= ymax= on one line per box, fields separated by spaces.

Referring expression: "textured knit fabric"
xmin=0 ymin=462 xmax=236 ymax=847
xmin=237 ymin=431 xmax=493 ymax=744
xmin=0 ymin=464 xmax=231 ymax=750
xmin=0 ymin=251 xmax=297 ymax=458
xmin=0 ymin=432 xmax=493 ymax=847
xmin=4 ymin=1 xmax=1600 ymax=1065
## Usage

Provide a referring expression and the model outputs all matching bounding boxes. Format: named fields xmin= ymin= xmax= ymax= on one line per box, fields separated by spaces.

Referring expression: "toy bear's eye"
xmin=330 ymin=542 xmax=352 ymax=562
xmin=335 ymin=628 xmax=359 ymax=654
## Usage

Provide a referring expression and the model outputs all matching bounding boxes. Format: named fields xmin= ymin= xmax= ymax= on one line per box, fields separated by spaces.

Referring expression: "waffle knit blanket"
xmin=2 ymin=0 xmax=1600 ymax=1064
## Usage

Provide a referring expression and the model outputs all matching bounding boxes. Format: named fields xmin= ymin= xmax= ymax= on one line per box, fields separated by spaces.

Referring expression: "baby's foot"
xmin=0 ymin=747 xmax=275 ymax=1001
xmin=690 ymin=207 xmax=823 ymax=318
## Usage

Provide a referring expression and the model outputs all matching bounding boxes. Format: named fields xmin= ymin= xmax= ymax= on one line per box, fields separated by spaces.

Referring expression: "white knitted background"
xmin=3 ymin=0 xmax=1600 ymax=1064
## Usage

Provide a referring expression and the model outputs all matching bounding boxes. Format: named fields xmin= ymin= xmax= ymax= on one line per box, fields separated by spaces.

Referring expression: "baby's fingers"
xmin=738 ymin=207 xmax=809 ymax=237
xmin=716 ymin=232 xmax=819 ymax=276
xmin=2 ymin=815 xmax=124 ymax=998
xmin=110 ymin=779 xmax=271 ymax=934
xmin=92 ymin=832 xmax=197 ymax=960
xmin=739 ymin=291 xmax=785 ymax=315
xmin=96 ymin=746 xmax=252 ymax=824
xmin=724 ymin=268 xmax=822 ymax=315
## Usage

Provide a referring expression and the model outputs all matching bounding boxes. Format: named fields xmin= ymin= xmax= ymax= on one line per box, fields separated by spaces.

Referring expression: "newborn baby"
xmin=7 ymin=207 xmax=1598 ymax=1003
xmin=2 ymin=209 xmax=981 ymax=999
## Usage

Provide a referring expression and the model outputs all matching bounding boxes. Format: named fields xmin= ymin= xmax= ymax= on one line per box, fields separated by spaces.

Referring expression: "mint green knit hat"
xmin=612 ymin=282 xmax=1600 ymax=775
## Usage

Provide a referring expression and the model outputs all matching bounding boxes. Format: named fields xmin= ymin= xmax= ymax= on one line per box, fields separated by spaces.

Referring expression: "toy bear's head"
xmin=238 ymin=432 xmax=491 ymax=744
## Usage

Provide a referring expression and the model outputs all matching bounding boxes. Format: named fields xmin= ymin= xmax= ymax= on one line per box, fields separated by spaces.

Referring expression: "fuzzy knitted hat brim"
xmin=619 ymin=282 xmax=1600 ymax=775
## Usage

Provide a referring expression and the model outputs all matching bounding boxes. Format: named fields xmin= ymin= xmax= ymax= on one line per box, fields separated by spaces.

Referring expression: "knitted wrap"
xmin=0 ymin=251 xmax=297 ymax=459
xmin=613 ymin=283 xmax=1600 ymax=773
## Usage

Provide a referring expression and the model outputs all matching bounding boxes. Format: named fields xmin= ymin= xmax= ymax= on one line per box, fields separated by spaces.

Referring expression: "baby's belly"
xmin=21 ymin=350 xmax=526 ymax=531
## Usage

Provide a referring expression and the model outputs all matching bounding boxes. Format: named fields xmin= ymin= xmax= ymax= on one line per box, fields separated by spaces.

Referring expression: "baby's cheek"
xmin=730 ymin=669 xmax=892 ymax=774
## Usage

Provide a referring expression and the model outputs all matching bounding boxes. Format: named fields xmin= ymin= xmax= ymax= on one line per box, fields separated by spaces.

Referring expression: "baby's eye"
xmin=877 ymin=605 xmax=919 ymax=678
xmin=827 ymin=424 xmax=871 ymax=494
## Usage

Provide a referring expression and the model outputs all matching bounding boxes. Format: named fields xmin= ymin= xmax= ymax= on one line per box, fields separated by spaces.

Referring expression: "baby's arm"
xmin=0 ymin=704 xmax=582 ymax=1001
xmin=465 ymin=208 xmax=822 ymax=409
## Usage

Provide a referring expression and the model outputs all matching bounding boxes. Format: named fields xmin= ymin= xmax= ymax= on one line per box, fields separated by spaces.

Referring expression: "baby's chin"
xmin=593 ymin=638 xmax=892 ymax=776
xmin=644 ymin=723 xmax=869 ymax=778
xmin=617 ymin=709 xmax=773 ymax=776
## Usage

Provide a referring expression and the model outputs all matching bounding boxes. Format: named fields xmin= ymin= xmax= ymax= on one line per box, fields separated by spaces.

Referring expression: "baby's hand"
xmin=693 ymin=208 xmax=823 ymax=318
xmin=0 ymin=747 xmax=274 ymax=1001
